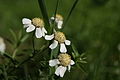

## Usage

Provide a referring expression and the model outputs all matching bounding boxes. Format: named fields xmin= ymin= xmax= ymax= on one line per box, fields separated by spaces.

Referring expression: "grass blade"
xmin=64 ymin=0 xmax=79 ymax=27
xmin=53 ymin=0 xmax=60 ymax=22
xmin=38 ymin=0 xmax=51 ymax=33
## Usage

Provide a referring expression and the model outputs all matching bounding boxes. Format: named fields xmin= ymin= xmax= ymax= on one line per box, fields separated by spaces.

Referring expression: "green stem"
xmin=53 ymin=0 xmax=60 ymax=23
xmin=38 ymin=0 xmax=51 ymax=34
xmin=32 ymin=31 xmax=35 ymax=54
xmin=4 ymin=53 xmax=16 ymax=65
xmin=24 ymin=64 xmax=28 ymax=80
xmin=16 ymin=46 xmax=48 ymax=68
xmin=64 ymin=0 xmax=79 ymax=28
xmin=12 ymin=48 xmax=18 ymax=59
xmin=3 ymin=65 xmax=8 ymax=80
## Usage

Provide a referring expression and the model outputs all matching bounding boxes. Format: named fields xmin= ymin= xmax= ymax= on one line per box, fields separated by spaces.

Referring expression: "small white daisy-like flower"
xmin=49 ymin=53 xmax=75 ymax=77
xmin=45 ymin=31 xmax=71 ymax=53
xmin=118 ymin=44 xmax=120 ymax=51
xmin=22 ymin=18 xmax=47 ymax=38
xmin=0 ymin=37 xmax=6 ymax=53
xmin=51 ymin=14 xmax=63 ymax=29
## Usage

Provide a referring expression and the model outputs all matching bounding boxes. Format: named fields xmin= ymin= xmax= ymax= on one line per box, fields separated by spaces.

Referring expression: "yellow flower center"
xmin=32 ymin=18 xmax=44 ymax=28
xmin=58 ymin=53 xmax=71 ymax=67
xmin=56 ymin=14 xmax=63 ymax=21
xmin=54 ymin=32 xmax=66 ymax=43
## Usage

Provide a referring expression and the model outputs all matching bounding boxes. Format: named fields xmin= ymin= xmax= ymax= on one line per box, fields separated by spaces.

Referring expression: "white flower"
xmin=45 ymin=31 xmax=71 ymax=53
xmin=118 ymin=44 xmax=120 ymax=51
xmin=22 ymin=18 xmax=47 ymax=38
xmin=0 ymin=37 xmax=6 ymax=54
xmin=51 ymin=14 xmax=63 ymax=29
xmin=49 ymin=53 xmax=75 ymax=77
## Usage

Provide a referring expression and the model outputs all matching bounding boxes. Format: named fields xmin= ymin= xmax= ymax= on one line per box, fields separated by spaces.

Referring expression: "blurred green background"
xmin=0 ymin=0 xmax=120 ymax=80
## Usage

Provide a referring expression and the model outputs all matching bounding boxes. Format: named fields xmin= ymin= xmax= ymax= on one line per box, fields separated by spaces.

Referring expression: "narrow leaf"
xmin=53 ymin=0 xmax=60 ymax=22
xmin=20 ymin=34 xmax=29 ymax=43
xmin=72 ymin=44 xmax=80 ymax=57
xmin=64 ymin=0 xmax=79 ymax=27
xmin=51 ymin=45 xmax=59 ymax=59
xmin=9 ymin=29 xmax=17 ymax=42
xmin=38 ymin=0 xmax=51 ymax=33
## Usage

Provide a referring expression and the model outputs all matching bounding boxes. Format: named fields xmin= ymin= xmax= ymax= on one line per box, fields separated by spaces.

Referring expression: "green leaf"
xmin=79 ymin=60 xmax=87 ymax=64
xmin=0 ymin=69 xmax=2 ymax=74
xmin=53 ymin=0 xmax=60 ymax=21
xmin=5 ymin=37 xmax=13 ymax=45
xmin=9 ymin=29 xmax=17 ymax=42
xmin=18 ymin=30 xmax=22 ymax=40
xmin=38 ymin=0 xmax=51 ymax=34
xmin=3 ymin=52 xmax=17 ymax=65
xmin=50 ymin=45 xmax=59 ymax=59
xmin=20 ymin=34 xmax=29 ymax=43
xmin=64 ymin=0 xmax=79 ymax=27
xmin=76 ymin=64 xmax=87 ymax=74
xmin=72 ymin=44 xmax=80 ymax=57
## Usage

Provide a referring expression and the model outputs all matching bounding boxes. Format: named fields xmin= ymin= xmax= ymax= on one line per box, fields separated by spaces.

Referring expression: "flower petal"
xmin=57 ymin=21 xmax=63 ymax=29
xmin=42 ymin=27 xmax=47 ymax=34
xmin=0 ymin=37 xmax=6 ymax=53
xmin=51 ymin=17 xmax=55 ymax=20
xmin=65 ymin=40 xmax=71 ymax=45
xmin=26 ymin=25 xmax=35 ymax=32
xmin=41 ymin=28 xmax=45 ymax=37
xmin=68 ymin=65 xmax=71 ymax=72
xmin=60 ymin=43 xmax=67 ymax=53
xmin=49 ymin=59 xmax=59 ymax=67
xmin=0 ymin=43 xmax=6 ymax=53
xmin=49 ymin=40 xmax=58 ymax=49
xmin=22 ymin=18 xmax=31 ymax=24
xmin=23 ymin=24 xmax=29 ymax=28
xmin=70 ymin=60 xmax=75 ymax=65
xmin=35 ymin=28 xmax=42 ymax=38
xmin=60 ymin=66 xmax=67 ymax=77
xmin=55 ymin=66 xmax=62 ymax=76
xmin=45 ymin=34 xmax=54 ymax=40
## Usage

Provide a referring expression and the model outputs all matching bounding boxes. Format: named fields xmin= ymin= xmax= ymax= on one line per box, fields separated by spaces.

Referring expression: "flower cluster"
xmin=22 ymin=14 xmax=75 ymax=77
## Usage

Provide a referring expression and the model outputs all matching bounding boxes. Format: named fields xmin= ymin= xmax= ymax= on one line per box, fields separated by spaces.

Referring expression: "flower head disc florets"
xmin=51 ymin=14 xmax=63 ymax=29
xmin=56 ymin=14 xmax=63 ymax=21
xmin=32 ymin=18 xmax=44 ymax=28
xmin=55 ymin=32 xmax=66 ymax=43
xmin=58 ymin=53 xmax=71 ymax=67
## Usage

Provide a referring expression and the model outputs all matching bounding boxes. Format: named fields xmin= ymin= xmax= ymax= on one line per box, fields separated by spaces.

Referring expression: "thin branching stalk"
xmin=16 ymin=45 xmax=48 ymax=68
xmin=32 ymin=31 xmax=35 ymax=54
xmin=3 ymin=53 xmax=16 ymax=65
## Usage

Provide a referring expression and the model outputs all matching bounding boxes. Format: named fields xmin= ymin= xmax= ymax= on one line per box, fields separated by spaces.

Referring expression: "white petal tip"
xmin=22 ymin=18 xmax=31 ymax=24
xmin=65 ymin=40 xmax=71 ymax=45
xmin=45 ymin=34 xmax=54 ymax=40
xmin=60 ymin=43 xmax=67 ymax=53
xmin=71 ymin=60 xmax=75 ymax=65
